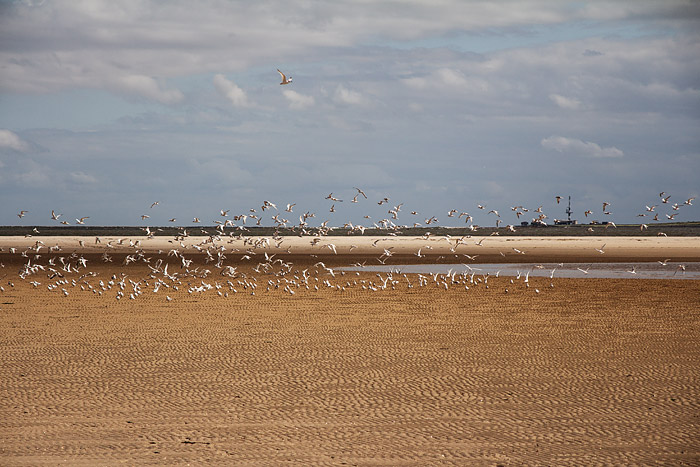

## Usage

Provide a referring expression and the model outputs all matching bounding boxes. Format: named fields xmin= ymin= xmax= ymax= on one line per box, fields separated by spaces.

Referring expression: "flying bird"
xmin=354 ymin=187 xmax=368 ymax=199
xmin=277 ymin=69 xmax=292 ymax=85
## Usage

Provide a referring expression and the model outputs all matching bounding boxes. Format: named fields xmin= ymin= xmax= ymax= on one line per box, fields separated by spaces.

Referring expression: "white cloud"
xmin=113 ymin=75 xmax=184 ymax=104
xmin=283 ymin=90 xmax=315 ymax=109
xmin=213 ymin=74 xmax=251 ymax=108
xmin=69 ymin=171 xmax=98 ymax=185
xmin=549 ymin=94 xmax=581 ymax=110
xmin=0 ymin=129 xmax=30 ymax=152
xmin=541 ymin=135 xmax=624 ymax=158
xmin=333 ymin=84 xmax=366 ymax=106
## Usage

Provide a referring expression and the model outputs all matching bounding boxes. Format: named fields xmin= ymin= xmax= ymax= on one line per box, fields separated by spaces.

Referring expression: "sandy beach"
xmin=1 ymin=236 xmax=699 ymax=465
xmin=2 ymin=235 xmax=700 ymax=263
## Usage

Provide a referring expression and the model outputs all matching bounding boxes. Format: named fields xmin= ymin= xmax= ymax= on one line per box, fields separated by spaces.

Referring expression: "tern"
xmin=353 ymin=187 xmax=368 ymax=199
xmin=277 ymin=69 xmax=292 ymax=85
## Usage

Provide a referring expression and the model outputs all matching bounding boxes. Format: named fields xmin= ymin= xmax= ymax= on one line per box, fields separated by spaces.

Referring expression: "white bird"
xmin=353 ymin=187 xmax=368 ymax=199
xmin=595 ymin=244 xmax=606 ymax=254
xmin=277 ymin=69 xmax=292 ymax=85
xmin=76 ymin=216 xmax=89 ymax=224
xmin=51 ymin=210 xmax=62 ymax=221
xmin=17 ymin=210 xmax=28 ymax=218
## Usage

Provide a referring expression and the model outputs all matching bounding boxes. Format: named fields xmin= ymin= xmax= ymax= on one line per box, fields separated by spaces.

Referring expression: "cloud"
xmin=549 ymin=94 xmax=581 ymax=110
xmin=113 ymin=75 xmax=184 ymax=104
xmin=213 ymin=74 xmax=251 ymax=108
xmin=283 ymin=90 xmax=315 ymax=109
xmin=333 ymin=84 xmax=366 ymax=106
xmin=0 ymin=129 xmax=30 ymax=152
xmin=541 ymin=135 xmax=624 ymax=158
xmin=69 ymin=171 xmax=98 ymax=185
xmin=3 ymin=1 xmax=695 ymax=97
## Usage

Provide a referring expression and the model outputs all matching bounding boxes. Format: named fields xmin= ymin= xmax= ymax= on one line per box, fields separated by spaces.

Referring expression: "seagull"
xmin=602 ymin=201 xmax=610 ymax=211
xmin=76 ymin=216 xmax=89 ymax=224
xmin=556 ymin=196 xmax=562 ymax=204
xmin=51 ymin=210 xmax=62 ymax=221
xmin=595 ymin=244 xmax=606 ymax=254
xmin=353 ymin=187 xmax=368 ymax=199
xmin=17 ymin=210 xmax=28 ymax=218
xmin=285 ymin=204 xmax=296 ymax=212
xmin=277 ymin=69 xmax=292 ymax=85
xmin=150 ymin=201 xmax=159 ymax=208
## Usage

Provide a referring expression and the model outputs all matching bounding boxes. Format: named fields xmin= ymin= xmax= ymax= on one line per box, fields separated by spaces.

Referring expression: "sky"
xmin=1 ymin=0 xmax=699 ymax=228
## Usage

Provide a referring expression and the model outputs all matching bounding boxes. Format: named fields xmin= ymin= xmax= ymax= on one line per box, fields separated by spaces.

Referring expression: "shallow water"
xmin=340 ymin=262 xmax=700 ymax=280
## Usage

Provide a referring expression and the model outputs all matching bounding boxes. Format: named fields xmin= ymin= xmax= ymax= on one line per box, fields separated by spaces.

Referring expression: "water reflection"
xmin=340 ymin=262 xmax=700 ymax=280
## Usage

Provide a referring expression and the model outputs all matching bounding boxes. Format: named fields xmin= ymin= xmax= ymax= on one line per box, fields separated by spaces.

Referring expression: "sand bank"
xmin=2 ymin=235 xmax=700 ymax=263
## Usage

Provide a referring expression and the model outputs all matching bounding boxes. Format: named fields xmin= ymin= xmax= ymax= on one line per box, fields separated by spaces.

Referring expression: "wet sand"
xmin=1 ymin=238 xmax=699 ymax=465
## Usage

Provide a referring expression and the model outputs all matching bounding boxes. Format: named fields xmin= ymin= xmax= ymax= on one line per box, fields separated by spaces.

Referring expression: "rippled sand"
xmin=1 ymin=260 xmax=699 ymax=465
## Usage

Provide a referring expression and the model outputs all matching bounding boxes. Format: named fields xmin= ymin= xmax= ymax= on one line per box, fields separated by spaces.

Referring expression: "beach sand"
xmin=3 ymin=235 xmax=700 ymax=263
xmin=1 ymin=237 xmax=699 ymax=465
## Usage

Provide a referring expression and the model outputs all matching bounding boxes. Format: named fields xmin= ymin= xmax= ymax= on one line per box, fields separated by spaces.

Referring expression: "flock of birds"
xmin=2 ymin=190 xmax=697 ymax=303
xmin=13 ymin=189 xmax=696 ymax=232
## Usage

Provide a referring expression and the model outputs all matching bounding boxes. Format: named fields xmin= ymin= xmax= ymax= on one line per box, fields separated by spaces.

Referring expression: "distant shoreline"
xmin=1 ymin=222 xmax=700 ymax=237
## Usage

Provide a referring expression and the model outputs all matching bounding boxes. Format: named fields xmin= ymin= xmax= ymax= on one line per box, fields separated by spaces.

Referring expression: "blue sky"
xmin=1 ymin=0 xmax=699 ymax=228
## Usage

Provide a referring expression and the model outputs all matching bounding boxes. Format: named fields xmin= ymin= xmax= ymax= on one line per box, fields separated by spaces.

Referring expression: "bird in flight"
xmin=277 ymin=69 xmax=292 ymax=85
